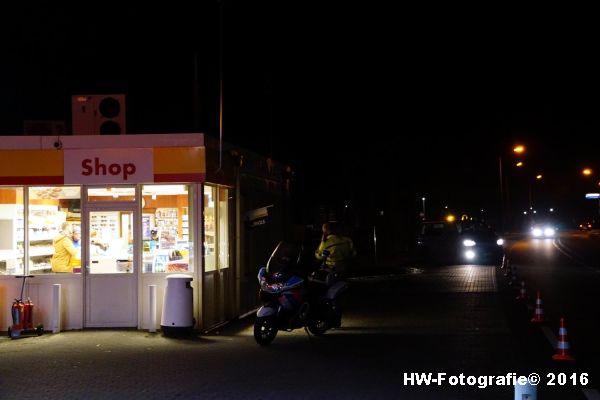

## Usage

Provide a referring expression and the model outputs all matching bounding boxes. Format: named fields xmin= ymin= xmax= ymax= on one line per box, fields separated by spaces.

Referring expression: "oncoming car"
xmin=459 ymin=223 xmax=505 ymax=264
xmin=416 ymin=221 xmax=504 ymax=265
xmin=530 ymin=224 xmax=556 ymax=238
xmin=578 ymin=221 xmax=593 ymax=231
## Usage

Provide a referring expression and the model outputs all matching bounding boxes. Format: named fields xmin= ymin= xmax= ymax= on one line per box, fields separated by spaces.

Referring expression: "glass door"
xmin=202 ymin=186 xmax=232 ymax=328
xmin=85 ymin=205 xmax=138 ymax=327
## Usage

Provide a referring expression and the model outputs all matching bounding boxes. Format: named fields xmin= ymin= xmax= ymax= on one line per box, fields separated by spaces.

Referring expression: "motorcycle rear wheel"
xmin=307 ymin=318 xmax=329 ymax=336
xmin=254 ymin=317 xmax=278 ymax=346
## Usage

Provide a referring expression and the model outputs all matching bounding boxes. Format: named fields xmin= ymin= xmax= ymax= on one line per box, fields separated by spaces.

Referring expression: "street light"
xmin=513 ymin=145 xmax=526 ymax=154
xmin=529 ymin=173 xmax=543 ymax=210
xmin=582 ymin=168 xmax=593 ymax=176
xmin=499 ymin=143 xmax=526 ymax=233
xmin=421 ymin=197 xmax=426 ymax=220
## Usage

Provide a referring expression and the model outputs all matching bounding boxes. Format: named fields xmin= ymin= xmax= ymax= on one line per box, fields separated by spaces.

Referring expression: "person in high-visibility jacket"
xmin=51 ymin=222 xmax=78 ymax=273
xmin=315 ymin=222 xmax=356 ymax=276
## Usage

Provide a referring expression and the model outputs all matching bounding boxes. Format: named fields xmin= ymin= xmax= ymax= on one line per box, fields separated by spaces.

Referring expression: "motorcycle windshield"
xmin=266 ymin=241 xmax=302 ymax=276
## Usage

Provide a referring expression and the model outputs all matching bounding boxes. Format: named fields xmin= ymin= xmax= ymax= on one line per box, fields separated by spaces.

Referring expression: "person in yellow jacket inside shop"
xmin=69 ymin=226 xmax=82 ymax=272
xmin=51 ymin=222 xmax=78 ymax=273
xmin=314 ymin=221 xmax=356 ymax=277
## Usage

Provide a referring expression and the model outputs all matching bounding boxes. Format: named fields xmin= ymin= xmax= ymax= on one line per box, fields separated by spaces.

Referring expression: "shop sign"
xmin=64 ymin=149 xmax=153 ymax=184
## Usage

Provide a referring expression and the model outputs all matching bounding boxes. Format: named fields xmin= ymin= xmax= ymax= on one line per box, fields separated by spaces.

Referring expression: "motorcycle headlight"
xmin=463 ymin=239 xmax=476 ymax=247
xmin=496 ymin=238 xmax=504 ymax=246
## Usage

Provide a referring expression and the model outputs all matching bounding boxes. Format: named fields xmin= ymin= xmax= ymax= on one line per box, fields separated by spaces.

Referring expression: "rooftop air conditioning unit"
xmin=71 ymin=94 xmax=126 ymax=135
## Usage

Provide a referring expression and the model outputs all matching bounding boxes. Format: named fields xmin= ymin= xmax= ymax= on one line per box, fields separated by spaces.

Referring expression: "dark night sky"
xmin=1 ymin=3 xmax=599 ymax=226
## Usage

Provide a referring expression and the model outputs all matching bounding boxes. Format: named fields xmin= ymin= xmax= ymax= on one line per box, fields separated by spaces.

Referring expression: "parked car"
xmin=416 ymin=221 xmax=461 ymax=264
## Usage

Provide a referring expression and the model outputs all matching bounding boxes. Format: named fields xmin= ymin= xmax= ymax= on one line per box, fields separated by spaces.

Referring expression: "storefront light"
xmin=143 ymin=185 xmax=187 ymax=195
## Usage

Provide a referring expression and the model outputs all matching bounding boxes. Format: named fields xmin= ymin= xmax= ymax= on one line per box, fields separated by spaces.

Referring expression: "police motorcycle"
xmin=254 ymin=241 xmax=348 ymax=346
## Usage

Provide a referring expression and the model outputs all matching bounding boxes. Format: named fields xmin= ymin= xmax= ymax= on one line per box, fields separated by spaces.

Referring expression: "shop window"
xmin=203 ymin=185 xmax=230 ymax=272
xmin=218 ymin=187 xmax=230 ymax=270
xmin=204 ymin=186 xmax=216 ymax=272
xmin=0 ymin=187 xmax=25 ymax=275
xmin=141 ymin=185 xmax=193 ymax=273
xmin=28 ymin=186 xmax=81 ymax=274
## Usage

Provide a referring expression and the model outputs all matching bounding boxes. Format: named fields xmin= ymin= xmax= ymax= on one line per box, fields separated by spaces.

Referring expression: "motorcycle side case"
xmin=326 ymin=281 xmax=348 ymax=300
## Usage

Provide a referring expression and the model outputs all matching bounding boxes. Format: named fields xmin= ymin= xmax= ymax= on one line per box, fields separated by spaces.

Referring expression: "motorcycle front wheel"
xmin=254 ymin=317 xmax=278 ymax=346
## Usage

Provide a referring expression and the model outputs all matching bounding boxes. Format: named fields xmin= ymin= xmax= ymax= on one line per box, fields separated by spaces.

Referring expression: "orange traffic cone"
xmin=516 ymin=280 xmax=528 ymax=301
xmin=531 ymin=291 xmax=545 ymax=323
xmin=553 ymin=318 xmax=575 ymax=361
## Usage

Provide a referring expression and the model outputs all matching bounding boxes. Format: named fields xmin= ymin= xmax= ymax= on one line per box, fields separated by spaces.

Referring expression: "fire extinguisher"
xmin=11 ymin=299 xmax=25 ymax=330
xmin=23 ymin=298 xmax=34 ymax=330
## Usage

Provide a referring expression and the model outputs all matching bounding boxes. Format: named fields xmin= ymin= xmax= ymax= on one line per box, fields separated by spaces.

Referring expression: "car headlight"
xmin=465 ymin=250 xmax=476 ymax=260
xmin=532 ymin=228 xmax=543 ymax=237
xmin=496 ymin=238 xmax=504 ymax=246
xmin=544 ymin=227 xmax=555 ymax=237
xmin=463 ymin=239 xmax=476 ymax=247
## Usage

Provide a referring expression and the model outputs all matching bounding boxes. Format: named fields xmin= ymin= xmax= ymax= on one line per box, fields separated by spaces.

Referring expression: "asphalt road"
xmin=504 ymin=229 xmax=600 ymax=399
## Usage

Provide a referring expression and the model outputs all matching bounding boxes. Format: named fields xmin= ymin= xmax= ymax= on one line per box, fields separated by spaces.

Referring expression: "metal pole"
xmin=217 ymin=0 xmax=224 ymax=171
xmin=149 ymin=285 xmax=157 ymax=333
xmin=52 ymin=284 xmax=61 ymax=333
xmin=235 ymin=164 xmax=241 ymax=316
xmin=193 ymin=52 xmax=200 ymax=132
xmin=529 ymin=181 xmax=532 ymax=211
xmin=499 ymin=156 xmax=504 ymax=233
xmin=373 ymin=225 xmax=377 ymax=266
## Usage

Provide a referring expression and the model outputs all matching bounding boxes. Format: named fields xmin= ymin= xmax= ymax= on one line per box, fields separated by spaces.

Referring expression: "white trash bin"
xmin=161 ymin=274 xmax=194 ymax=336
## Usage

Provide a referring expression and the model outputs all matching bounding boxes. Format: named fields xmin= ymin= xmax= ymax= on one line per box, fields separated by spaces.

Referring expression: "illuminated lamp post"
xmin=529 ymin=174 xmax=543 ymax=211
xmin=499 ymin=144 xmax=526 ymax=233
